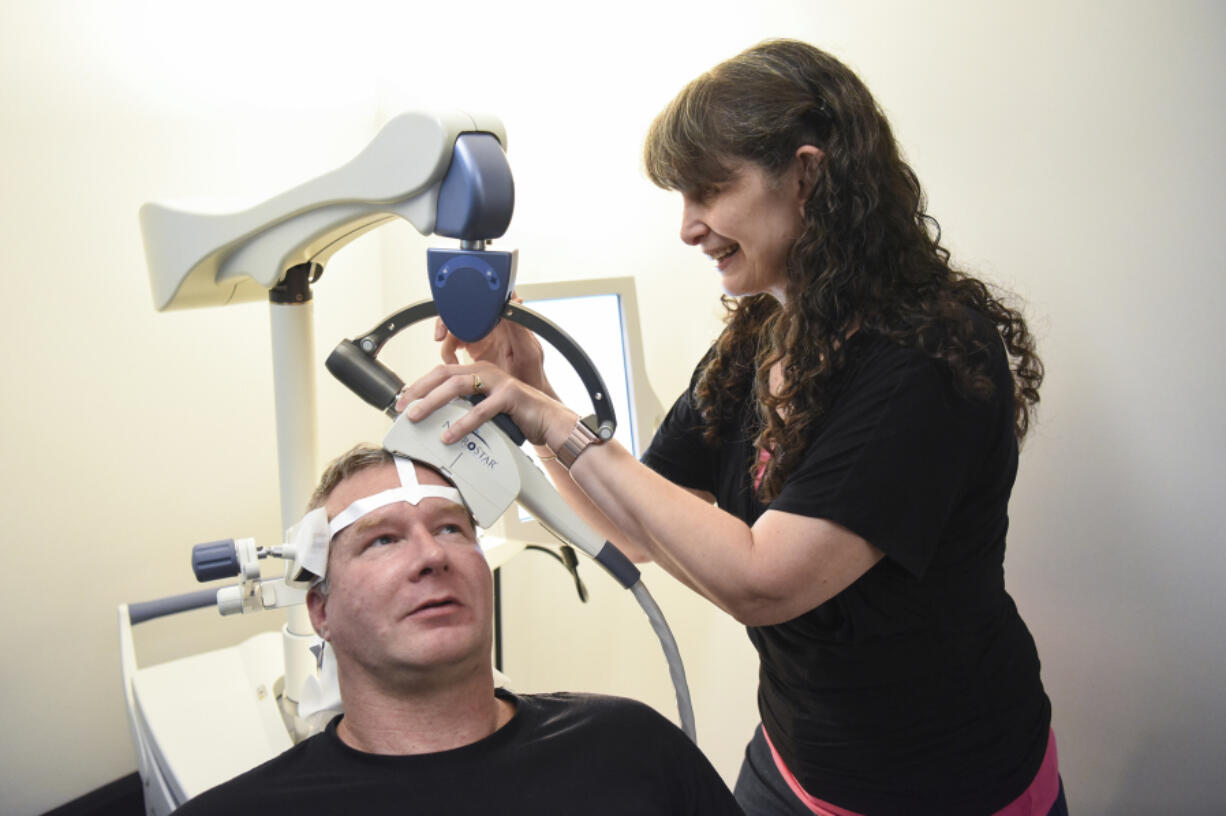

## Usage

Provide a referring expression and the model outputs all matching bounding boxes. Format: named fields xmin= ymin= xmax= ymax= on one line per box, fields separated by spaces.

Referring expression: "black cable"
xmin=524 ymin=544 xmax=588 ymax=603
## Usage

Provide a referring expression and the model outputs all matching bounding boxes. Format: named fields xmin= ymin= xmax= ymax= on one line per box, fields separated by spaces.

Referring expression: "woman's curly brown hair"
xmin=645 ymin=39 xmax=1043 ymax=501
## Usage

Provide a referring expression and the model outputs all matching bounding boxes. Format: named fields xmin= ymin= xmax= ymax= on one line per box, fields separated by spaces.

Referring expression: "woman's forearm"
xmin=558 ymin=438 xmax=883 ymax=625
xmin=531 ymin=444 xmax=650 ymax=560
xmin=559 ymin=439 xmax=762 ymax=618
xmin=532 ymin=448 xmax=708 ymax=595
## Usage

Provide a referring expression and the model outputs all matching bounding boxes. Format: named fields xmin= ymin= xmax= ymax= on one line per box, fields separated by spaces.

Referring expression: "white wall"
xmin=1 ymin=2 xmax=1222 ymax=814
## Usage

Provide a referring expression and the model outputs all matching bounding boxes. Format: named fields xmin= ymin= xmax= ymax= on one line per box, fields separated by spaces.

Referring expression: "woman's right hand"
xmin=395 ymin=360 xmax=576 ymax=452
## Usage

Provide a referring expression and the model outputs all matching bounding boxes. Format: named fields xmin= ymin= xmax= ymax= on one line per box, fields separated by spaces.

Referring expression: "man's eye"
xmin=368 ymin=533 xmax=398 ymax=548
xmin=437 ymin=524 xmax=465 ymax=537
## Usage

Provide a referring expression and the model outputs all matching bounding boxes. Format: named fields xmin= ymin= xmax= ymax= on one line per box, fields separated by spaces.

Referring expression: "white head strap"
xmin=287 ymin=455 xmax=466 ymax=587
xmin=325 ymin=456 xmax=462 ymax=537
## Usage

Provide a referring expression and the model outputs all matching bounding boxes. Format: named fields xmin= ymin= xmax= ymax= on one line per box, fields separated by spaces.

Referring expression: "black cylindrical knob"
xmin=327 ymin=339 xmax=406 ymax=416
xmin=192 ymin=539 xmax=240 ymax=582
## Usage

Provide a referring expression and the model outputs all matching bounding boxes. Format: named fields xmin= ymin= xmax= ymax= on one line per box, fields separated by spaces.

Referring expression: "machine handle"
xmin=326 ymin=340 xmax=406 ymax=418
xmin=127 ymin=589 xmax=222 ymax=625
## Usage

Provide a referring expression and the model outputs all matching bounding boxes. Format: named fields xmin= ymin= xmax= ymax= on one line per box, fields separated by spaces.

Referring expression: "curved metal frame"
xmin=327 ymin=300 xmax=618 ymax=440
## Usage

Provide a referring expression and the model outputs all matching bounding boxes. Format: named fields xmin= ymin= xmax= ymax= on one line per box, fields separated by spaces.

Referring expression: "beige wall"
xmin=2 ymin=2 xmax=1223 ymax=814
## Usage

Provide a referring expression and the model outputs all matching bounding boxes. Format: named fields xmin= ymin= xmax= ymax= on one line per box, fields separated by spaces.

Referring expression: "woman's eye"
xmin=689 ymin=186 xmax=713 ymax=204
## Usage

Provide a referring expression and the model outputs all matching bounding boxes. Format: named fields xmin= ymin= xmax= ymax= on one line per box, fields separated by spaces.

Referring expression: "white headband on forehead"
xmin=327 ymin=456 xmax=464 ymax=537
xmin=288 ymin=455 xmax=467 ymax=587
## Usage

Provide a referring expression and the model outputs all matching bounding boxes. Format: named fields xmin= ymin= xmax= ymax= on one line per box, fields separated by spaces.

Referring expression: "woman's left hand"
xmin=395 ymin=362 xmax=577 ymax=451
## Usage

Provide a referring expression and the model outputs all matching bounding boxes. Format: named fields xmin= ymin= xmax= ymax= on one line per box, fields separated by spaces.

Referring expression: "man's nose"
xmin=406 ymin=528 xmax=449 ymax=579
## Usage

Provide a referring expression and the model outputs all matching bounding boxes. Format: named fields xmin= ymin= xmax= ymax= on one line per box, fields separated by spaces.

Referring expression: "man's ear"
xmin=794 ymin=144 xmax=825 ymax=211
xmin=306 ymin=586 xmax=330 ymax=641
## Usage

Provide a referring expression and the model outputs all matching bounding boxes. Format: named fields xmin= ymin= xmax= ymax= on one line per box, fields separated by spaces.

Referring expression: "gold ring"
xmin=473 ymin=374 xmax=484 ymax=393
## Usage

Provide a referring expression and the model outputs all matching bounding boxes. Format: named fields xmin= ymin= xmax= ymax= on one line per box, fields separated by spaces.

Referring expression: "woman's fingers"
xmin=430 ymin=383 xmax=511 ymax=444
xmin=395 ymin=363 xmax=478 ymax=414
xmin=398 ymin=361 xmax=574 ymax=449
xmin=434 ymin=318 xmax=464 ymax=365
xmin=439 ymin=332 xmax=462 ymax=365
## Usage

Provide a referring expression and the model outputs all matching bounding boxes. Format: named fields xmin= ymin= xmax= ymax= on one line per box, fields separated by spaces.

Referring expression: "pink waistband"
xmin=764 ymin=727 xmax=1060 ymax=816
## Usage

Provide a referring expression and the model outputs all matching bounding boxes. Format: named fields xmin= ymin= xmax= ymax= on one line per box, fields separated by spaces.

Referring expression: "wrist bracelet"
xmin=551 ymin=417 xmax=602 ymax=470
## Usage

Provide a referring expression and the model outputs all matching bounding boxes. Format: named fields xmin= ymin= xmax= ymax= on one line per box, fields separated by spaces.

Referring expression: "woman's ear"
xmin=794 ymin=145 xmax=825 ymax=211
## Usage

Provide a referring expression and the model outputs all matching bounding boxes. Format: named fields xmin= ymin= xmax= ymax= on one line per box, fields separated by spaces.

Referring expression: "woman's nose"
xmin=679 ymin=197 xmax=708 ymax=246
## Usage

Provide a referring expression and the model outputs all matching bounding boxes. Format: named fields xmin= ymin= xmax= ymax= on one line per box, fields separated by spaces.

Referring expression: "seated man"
xmin=175 ymin=444 xmax=742 ymax=815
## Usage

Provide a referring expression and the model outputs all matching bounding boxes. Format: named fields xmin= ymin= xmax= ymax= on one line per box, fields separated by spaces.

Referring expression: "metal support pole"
xmin=269 ymin=264 xmax=321 ymax=702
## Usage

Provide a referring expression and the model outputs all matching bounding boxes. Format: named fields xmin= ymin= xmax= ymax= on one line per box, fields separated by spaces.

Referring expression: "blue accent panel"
xmin=436 ymin=133 xmax=515 ymax=241
xmin=594 ymin=542 xmax=641 ymax=589
xmin=427 ymin=247 xmax=516 ymax=342
xmin=192 ymin=539 xmax=239 ymax=582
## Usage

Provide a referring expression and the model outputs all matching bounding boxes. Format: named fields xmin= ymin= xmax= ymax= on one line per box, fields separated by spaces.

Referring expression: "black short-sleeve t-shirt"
xmin=643 ymin=322 xmax=1050 ymax=816
xmin=173 ymin=690 xmax=743 ymax=815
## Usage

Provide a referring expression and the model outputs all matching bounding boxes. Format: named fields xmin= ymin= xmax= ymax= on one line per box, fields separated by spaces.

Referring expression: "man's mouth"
xmin=410 ymin=597 xmax=459 ymax=616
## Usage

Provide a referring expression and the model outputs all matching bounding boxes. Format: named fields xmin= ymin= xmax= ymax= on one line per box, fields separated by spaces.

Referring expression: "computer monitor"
xmin=498 ymin=276 xmax=663 ymax=545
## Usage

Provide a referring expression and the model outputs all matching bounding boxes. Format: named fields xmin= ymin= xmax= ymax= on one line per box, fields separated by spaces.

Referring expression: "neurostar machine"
xmin=121 ymin=111 xmax=692 ymax=815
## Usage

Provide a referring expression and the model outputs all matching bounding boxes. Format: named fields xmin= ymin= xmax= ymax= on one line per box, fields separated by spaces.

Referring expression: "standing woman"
xmin=401 ymin=39 xmax=1065 ymax=816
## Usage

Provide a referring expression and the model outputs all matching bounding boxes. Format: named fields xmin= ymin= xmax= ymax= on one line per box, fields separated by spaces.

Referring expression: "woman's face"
xmin=678 ymin=150 xmax=817 ymax=302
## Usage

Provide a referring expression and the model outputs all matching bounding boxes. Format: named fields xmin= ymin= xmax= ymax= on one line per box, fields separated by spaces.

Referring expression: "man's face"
xmin=306 ymin=462 xmax=492 ymax=685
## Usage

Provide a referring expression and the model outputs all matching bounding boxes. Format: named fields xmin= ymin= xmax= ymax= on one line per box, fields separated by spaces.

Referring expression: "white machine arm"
xmin=140 ymin=110 xmax=509 ymax=311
